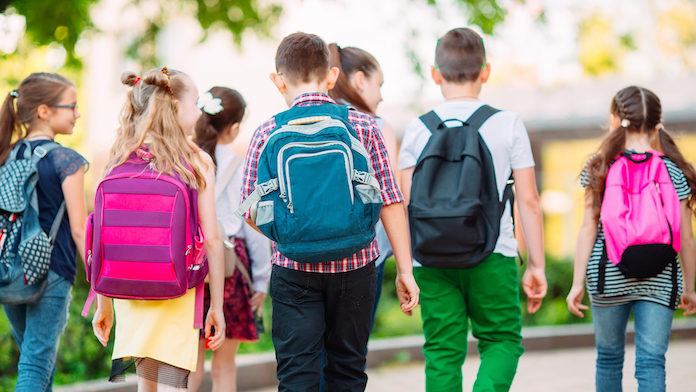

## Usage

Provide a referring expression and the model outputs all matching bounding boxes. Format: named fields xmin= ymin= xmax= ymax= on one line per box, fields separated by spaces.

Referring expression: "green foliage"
xmin=2 ymin=0 xmax=283 ymax=69
xmin=193 ymin=0 xmax=282 ymax=45
xmin=1 ymin=0 xmax=98 ymax=66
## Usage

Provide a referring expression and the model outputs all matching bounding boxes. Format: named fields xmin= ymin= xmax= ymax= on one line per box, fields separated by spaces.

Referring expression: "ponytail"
xmin=328 ymin=44 xmax=378 ymax=115
xmin=0 ymin=92 xmax=22 ymax=164
xmin=194 ymin=115 xmax=220 ymax=167
xmin=657 ymin=126 xmax=696 ymax=214
xmin=585 ymin=125 xmax=627 ymax=218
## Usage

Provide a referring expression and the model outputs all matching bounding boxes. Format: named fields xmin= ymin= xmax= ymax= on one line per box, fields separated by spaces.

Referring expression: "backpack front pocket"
xmin=85 ymin=213 xmax=94 ymax=282
xmin=284 ymin=150 xmax=354 ymax=242
xmin=409 ymin=204 xmax=486 ymax=257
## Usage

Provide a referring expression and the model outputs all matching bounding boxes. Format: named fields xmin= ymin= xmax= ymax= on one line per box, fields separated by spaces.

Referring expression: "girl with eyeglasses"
xmin=0 ymin=73 xmax=89 ymax=391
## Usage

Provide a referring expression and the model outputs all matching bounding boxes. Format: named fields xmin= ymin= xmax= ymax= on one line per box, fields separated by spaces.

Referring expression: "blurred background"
xmin=2 ymin=0 xmax=696 ymax=388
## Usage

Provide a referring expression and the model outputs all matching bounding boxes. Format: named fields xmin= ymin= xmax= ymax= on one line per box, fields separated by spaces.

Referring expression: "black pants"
xmin=270 ymin=262 xmax=377 ymax=392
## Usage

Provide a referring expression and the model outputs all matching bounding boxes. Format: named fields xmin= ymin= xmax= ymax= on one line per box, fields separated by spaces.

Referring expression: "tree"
xmin=1 ymin=0 xmax=282 ymax=67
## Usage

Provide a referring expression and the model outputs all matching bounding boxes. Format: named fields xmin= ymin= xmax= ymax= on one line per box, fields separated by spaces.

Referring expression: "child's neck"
xmin=441 ymin=80 xmax=482 ymax=102
xmin=284 ymin=81 xmax=329 ymax=107
xmin=624 ymin=132 xmax=653 ymax=153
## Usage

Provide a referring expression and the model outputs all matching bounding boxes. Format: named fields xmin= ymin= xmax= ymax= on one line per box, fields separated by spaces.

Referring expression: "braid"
xmin=615 ymin=94 xmax=629 ymax=121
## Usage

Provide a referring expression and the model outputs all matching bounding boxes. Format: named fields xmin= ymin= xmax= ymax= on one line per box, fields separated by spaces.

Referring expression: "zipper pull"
xmin=185 ymin=245 xmax=192 ymax=256
xmin=280 ymin=192 xmax=287 ymax=202
xmin=287 ymin=202 xmax=293 ymax=213
xmin=87 ymin=250 xmax=92 ymax=266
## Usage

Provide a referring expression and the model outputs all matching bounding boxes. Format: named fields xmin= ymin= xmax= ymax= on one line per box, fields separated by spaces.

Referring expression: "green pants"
xmin=415 ymin=253 xmax=524 ymax=392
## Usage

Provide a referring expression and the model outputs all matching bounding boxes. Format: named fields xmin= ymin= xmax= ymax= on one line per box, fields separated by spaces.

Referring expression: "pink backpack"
xmin=600 ymin=150 xmax=681 ymax=284
xmin=81 ymin=151 xmax=208 ymax=328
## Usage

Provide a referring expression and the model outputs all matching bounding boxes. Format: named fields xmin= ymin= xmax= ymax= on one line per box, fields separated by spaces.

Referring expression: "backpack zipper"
xmin=257 ymin=119 xmax=365 ymax=162
xmin=284 ymin=150 xmax=354 ymax=213
xmin=277 ymin=141 xmax=353 ymax=202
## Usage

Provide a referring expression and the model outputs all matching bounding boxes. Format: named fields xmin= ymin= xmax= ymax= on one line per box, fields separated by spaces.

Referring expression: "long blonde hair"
xmin=107 ymin=67 xmax=206 ymax=189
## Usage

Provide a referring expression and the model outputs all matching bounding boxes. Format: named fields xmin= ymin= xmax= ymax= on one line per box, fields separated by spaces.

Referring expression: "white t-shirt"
xmin=215 ymin=144 xmax=272 ymax=293
xmin=399 ymin=100 xmax=535 ymax=264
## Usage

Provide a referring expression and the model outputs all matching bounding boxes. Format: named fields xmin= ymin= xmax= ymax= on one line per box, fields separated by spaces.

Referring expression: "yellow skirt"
xmin=112 ymin=290 xmax=199 ymax=372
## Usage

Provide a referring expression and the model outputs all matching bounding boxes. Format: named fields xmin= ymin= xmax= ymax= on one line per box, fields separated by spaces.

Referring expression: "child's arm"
xmin=566 ymin=192 xmax=598 ymax=318
xmin=196 ymin=151 xmax=226 ymax=350
xmin=61 ymin=168 xmax=87 ymax=262
xmin=513 ymin=167 xmax=547 ymax=314
xmin=381 ymin=202 xmax=419 ymax=315
xmin=92 ymin=294 xmax=113 ymax=347
xmin=678 ymin=199 xmax=696 ymax=316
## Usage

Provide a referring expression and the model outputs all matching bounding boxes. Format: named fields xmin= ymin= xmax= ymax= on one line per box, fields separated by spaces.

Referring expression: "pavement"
xmin=248 ymin=339 xmax=696 ymax=392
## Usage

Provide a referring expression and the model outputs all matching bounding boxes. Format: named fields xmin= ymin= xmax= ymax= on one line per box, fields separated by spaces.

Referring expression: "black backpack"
xmin=408 ymin=105 xmax=514 ymax=268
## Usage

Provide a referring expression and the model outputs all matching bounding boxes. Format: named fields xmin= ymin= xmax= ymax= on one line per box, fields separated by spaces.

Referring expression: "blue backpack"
xmin=0 ymin=141 xmax=66 ymax=304
xmin=236 ymin=104 xmax=383 ymax=263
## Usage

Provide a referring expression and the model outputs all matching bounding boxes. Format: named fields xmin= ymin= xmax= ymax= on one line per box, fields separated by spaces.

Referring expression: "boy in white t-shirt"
xmin=399 ymin=28 xmax=548 ymax=392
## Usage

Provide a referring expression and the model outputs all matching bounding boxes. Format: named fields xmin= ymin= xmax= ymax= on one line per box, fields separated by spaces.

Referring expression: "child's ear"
xmin=327 ymin=67 xmax=340 ymax=90
xmin=480 ymin=63 xmax=491 ymax=84
xmin=230 ymin=122 xmax=241 ymax=138
xmin=36 ymin=104 xmax=50 ymax=121
xmin=431 ymin=66 xmax=442 ymax=85
xmin=350 ymin=71 xmax=366 ymax=93
xmin=270 ymin=73 xmax=287 ymax=94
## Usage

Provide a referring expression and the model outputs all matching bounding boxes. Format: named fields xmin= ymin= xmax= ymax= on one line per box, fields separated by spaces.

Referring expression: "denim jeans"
xmin=592 ymin=300 xmax=674 ymax=392
xmin=270 ymin=262 xmax=377 ymax=392
xmin=2 ymin=271 xmax=72 ymax=392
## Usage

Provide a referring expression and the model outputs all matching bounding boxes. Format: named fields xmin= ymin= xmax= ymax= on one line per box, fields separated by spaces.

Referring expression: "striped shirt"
xmin=240 ymin=93 xmax=403 ymax=273
xmin=581 ymin=154 xmax=691 ymax=309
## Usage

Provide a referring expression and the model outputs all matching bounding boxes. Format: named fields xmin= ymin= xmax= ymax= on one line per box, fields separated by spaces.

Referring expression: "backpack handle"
xmin=621 ymin=151 xmax=653 ymax=164
xmin=287 ymin=116 xmax=332 ymax=126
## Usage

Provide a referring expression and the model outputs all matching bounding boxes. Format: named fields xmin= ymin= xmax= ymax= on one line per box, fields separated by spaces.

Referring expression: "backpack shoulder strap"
xmin=215 ymin=155 xmax=244 ymax=201
xmin=28 ymin=142 xmax=66 ymax=245
xmin=465 ymin=104 xmax=501 ymax=130
xmin=30 ymin=142 xmax=62 ymax=165
xmin=419 ymin=111 xmax=443 ymax=133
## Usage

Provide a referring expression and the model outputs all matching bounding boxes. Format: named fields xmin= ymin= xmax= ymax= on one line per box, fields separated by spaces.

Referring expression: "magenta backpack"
xmin=599 ymin=150 xmax=681 ymax=303
xmin=81 ymin=151 xmax=208 ymax=328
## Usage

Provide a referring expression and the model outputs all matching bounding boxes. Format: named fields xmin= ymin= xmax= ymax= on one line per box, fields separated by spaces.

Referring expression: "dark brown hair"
xmin=585 ymin=86 xmax=696 ymax=217
xmin=275 ymin=32 xmax=330 ymax=85
xmin=327 ymin=44 xmax=379 ymax=115
xmin=0 ymin=73 xmax=74 ymax=162
xmin=193 ymin=87 xmax=246 ymax=168
xmin=435 ymin=28 xmax=486 ymax=84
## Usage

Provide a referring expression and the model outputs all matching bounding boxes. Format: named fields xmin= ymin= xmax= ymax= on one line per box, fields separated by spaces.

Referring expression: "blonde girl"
xmin=91 ymin=67 xmax=226 ymax=391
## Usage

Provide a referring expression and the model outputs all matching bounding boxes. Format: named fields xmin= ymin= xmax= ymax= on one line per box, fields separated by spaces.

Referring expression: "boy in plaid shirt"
xmin=239 ymin=32 xmax=419 ymax=392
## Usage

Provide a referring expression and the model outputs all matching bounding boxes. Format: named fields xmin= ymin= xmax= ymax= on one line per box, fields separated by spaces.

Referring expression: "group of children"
xmin=0 ymin=27 xmax=695 ymax=392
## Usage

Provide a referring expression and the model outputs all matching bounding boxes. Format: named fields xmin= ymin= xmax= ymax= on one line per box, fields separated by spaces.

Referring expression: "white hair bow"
xmin=197 ymin=92 xmax=223 ymax=115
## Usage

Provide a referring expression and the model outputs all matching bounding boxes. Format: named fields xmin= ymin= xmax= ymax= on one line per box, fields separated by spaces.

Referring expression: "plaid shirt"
xmin=240 ymin=93 xmax=403 ymax=273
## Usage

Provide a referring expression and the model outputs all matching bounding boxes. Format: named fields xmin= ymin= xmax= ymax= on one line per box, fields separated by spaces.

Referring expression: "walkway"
xmin=249 ymin=339 xmax=696 ymax=391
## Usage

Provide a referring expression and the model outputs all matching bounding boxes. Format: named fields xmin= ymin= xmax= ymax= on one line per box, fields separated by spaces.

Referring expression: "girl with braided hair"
xmin=567 ymin=86 xmax=696 ymax=391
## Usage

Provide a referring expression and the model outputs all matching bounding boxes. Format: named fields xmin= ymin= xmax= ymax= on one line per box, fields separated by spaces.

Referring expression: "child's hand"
xmin=204 ymin=307 xmax=226 ymax=351
xmin=566 ymin=284 xmax=589 ymax=318
xmin=249 ymin=292 xmax=266 ymax=317
xmin=92 ymin=305 xmax=114 ymax=347
xmin=395 ymin=273 xmax=419 ymax=316
xmin=678 ymin=291 xmax=696 ymax=316
xmin=522 ymin=267 xmax=547 ymax=314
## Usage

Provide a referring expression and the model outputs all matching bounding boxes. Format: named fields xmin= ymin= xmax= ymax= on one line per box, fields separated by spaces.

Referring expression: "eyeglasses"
xmin=52 ymin=104 xmax=78 ymax=116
